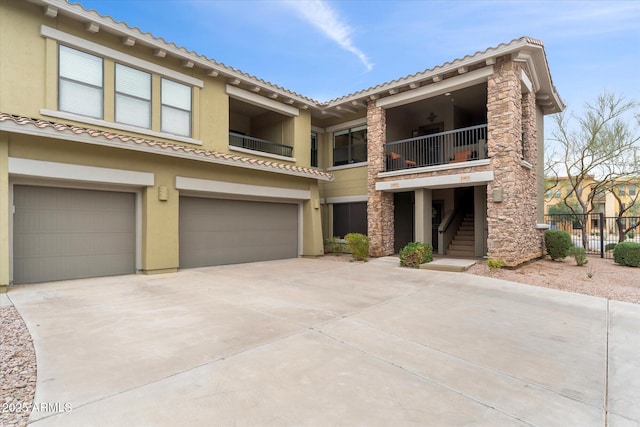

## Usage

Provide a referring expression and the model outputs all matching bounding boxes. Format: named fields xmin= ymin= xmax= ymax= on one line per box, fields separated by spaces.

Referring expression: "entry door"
xmin=432 ymin=201 xmax=444 ymax=251
xmin=394 ymin=192 xmax=414 ymax=253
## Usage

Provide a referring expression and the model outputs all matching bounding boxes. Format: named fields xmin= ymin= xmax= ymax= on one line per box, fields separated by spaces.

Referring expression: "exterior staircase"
xmin=447 ymin=213 xmax=475 ymax=257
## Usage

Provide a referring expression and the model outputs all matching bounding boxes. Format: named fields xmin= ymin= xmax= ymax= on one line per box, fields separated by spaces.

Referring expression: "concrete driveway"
xmin=8 ymin=257 xmax=640 ymax=426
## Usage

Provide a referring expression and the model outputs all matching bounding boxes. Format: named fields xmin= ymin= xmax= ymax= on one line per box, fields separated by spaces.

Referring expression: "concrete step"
xmin=421 ymin=258 xmax=477 ymax=272
xmin=449 ymin=239 xmax=476 ymax=248
xmin=447 ymin=249 xmax=475 ymax=257
xmin=453 ymin=233 xmax=474 ymax=240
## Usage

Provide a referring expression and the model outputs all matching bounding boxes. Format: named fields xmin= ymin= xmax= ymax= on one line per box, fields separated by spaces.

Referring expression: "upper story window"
xmin=161 ymin=78 xmax=191 ymax=137
xmin=619 ymin=185 xmax=626 ymax=196
xmin=311 ymin=132 xmax=318 ymax=167
xmin=115 ymin=64 xmax=151 ymax=129
xmin=333 ymin=125 xmax=367 ymax=166
xmin=629 ymin=185 xmax=636 ymax=196
xmin=59 ymin=46 xmax=103 ymax=119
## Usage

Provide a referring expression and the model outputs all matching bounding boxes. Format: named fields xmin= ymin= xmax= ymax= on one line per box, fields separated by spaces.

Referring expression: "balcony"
xmin=384 ymin=124 xmax=488 ymax=172
xmin=229 ymin=132 xmax=293 ymax=158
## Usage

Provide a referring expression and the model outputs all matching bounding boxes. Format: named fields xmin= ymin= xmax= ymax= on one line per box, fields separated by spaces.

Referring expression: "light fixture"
xmin=444 ymin=92 xmax=451 ymax=96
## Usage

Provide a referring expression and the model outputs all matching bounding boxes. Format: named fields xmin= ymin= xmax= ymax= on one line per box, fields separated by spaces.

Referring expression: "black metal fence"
xmin=229 ymin=132 xmax=294 ymax=157
xmin=544 ymin=213 xmax=640 ymax=258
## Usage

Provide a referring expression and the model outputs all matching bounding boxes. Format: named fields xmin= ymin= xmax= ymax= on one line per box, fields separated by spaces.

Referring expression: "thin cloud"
xmin=284 ymin=0 xmax=373 ymax=72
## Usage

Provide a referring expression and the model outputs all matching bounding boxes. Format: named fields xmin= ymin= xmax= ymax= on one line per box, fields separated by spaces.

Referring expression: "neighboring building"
xmin=0 ymin=0 xmax=563 ymax=289
xmin=544 ymin=176 xmax=640 ymax=235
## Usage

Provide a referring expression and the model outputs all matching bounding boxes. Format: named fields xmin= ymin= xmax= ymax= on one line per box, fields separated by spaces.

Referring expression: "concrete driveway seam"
xmin=324 ymin=314 xmax=606 ymax=409
xmin=312 ymin=328 xmax=534 ymax=426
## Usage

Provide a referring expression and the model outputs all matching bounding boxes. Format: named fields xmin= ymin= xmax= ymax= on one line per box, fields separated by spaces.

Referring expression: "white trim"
xmin=8 ymin=157 xmax=154 ymax=186
xmin=41 ymin=25 xmax=203 ymax=88
xmin=311 ymin=125 xmax=324 ymax=134
xmin=175 ymin=176 xmax=311 ymax=201
xmin=327 ymin=162 xmax=368 ymax=172
xmin=41 ymin=109 xmax=203 ymax=146
xmin=521 ymin=160 xmax=533 ymax=169
xmin=378 ymin=159 xmax=491 ymax=178
xmin=298 ymin=202 xmax=304 ymax=257
xmin=325 ymin=118 xmax=367 ymax=133
xmin=512 ymin=51 xmax=540 ymax=93
xmin=376 ymin=67 xmax=494 ymax=109
xmin=376 ymin=170 xmax=494 ymax=191
xmin=226 ymin=85 xmax=299 ymax=117
xmin=520 ymin=69 xmax=533 ymax=94
xmin=229 ymin=145 xmax=296 ymax=162
xmin=134 ymin=189 xmax=143 ymax=272
xmin=326 ymin=195 xmax=368 ymax=204
xmin=0 ymin=119 xmax=332 ymax=181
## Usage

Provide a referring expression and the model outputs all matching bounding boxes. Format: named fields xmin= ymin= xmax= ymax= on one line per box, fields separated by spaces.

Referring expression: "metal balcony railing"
xmin=229 ymin=132 xmax=293 ymax=157
xmin=384 ymin=124 xmax=488 ymax=172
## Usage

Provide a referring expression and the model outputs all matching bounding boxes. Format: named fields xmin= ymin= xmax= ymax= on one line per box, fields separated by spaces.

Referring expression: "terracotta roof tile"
xmin=0 ymin=113 xmax=333 ymax=181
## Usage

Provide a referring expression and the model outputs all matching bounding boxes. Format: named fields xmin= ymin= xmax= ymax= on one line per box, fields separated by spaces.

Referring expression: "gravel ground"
xmin=466 ymin=256 xmax=640 ymax=304
xmin=1 ymin=303 xmax=36 ymax=427
xmin=0 ymin=255 xmax=637 ymax=427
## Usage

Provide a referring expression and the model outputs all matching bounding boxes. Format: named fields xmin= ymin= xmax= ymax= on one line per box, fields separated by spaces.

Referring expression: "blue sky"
xmin=76 ymin=0 xmax=639 ymax=115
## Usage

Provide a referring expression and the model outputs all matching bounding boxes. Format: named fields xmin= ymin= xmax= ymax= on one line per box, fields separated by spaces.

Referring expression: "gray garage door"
xmin=13 ymin=185 xmax=136 ymax=284
xmin=179 ymin=197 xmax=298 ymax=268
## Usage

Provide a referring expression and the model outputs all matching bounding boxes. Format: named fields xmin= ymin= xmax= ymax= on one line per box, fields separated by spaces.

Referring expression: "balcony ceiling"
xmin=390 ymin=84 xmax=487 ymax=116
xmin=229 ymin=98 xmax=275 ymax=119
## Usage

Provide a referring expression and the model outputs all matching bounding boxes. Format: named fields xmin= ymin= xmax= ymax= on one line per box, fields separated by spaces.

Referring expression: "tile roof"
xmin=0 ymin=113 xmax=334 ymax=181
xmin=326 ymin=36 xmax=549 ymax=106
xmin=36 ymin=2 xmax=559 ymax=111
xmin=53 ymin=1 xmax=317 ymax=106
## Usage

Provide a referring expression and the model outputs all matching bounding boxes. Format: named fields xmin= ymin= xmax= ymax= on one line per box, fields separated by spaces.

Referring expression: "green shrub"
xmin=613 ymin=242 xmax=640 ymax=267
xmin=544 ymin=229 xmax=572 ymax=261
xmin=567 ymin=247 xmax=588 ymax=266
xmin=399 ymin=242 xmax=433 ymax=268
xmin=628 ymin=230 xmax=636 ymax=239
xmin=605 ymin=243 xmax=617 ymax=252
xmin=344 ymin=233 xmax=370 ymax=261
xmin=324 ymin=236 xmax=344 ymax=254
xmin=486 ymin=258 xmax=505 ymax=270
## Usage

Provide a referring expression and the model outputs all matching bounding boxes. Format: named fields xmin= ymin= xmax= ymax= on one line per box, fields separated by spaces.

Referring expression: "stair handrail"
xmin=438 ymin=208 xmax=457 ymax=235
xmin=438 ymin=208 xmax=465 ymax=255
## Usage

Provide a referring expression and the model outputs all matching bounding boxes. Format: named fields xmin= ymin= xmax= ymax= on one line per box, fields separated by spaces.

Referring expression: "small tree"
xmin=546 ymin=92 xmax=640 ymax=249
xmin=608 ymin=179 xmax=640 ymax=242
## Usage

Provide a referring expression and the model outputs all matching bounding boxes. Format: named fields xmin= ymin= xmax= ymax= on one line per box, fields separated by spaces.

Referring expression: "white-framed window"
xmin=115 ymin=64 xmax=151 ymax=129
xmin=333 ymin=125 xmax=367 ymax=166
xmin=619 ymin=185 xmax=626 ymax=197
xmin=629 ymin=185 xmax=636 ymax=196
xmin=58 ymin=45 xmax=103 ymax=118
xmin=161 ymin=78 xmax=191 ymax=137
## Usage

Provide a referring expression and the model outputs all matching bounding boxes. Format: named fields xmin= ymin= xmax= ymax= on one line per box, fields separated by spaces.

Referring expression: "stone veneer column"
xmin=486 ymin=57 xmax=541 ymax=266
xmin=367 ymin=99 xmax=394 ymax=256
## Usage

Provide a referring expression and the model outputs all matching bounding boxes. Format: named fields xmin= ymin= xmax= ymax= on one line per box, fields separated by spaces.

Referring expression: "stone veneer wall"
xmin=486 ymin=56 xmax=541 ymax=266
xmin=366 ymin=99 xmax=394 ymax=256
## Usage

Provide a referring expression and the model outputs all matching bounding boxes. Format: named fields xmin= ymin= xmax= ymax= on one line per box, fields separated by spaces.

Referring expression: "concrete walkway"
xmin=7 ymin=257 xmax=640 ymax=426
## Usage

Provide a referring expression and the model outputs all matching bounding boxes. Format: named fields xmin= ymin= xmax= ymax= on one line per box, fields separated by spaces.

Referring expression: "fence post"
xmin=599 ymin=212 xmax=604 ymax=258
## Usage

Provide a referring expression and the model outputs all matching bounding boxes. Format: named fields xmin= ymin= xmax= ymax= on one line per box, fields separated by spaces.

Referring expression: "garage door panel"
xmin=15 ymin=211 xmax=134 ymax=234
xmin=15 ymin=253 xmax=134 ymax=284
xmin=14 ymin=232 xmax=135 ymax=258
xmin=13 ymin=186 xmax=136 ymax=284
xmin=179 ymin=197 xmax=298 ymax=268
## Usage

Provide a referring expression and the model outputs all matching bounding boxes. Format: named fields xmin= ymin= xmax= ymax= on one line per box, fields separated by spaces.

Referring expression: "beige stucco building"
xmin=0 ymin=0 xmax=563 ymax=290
